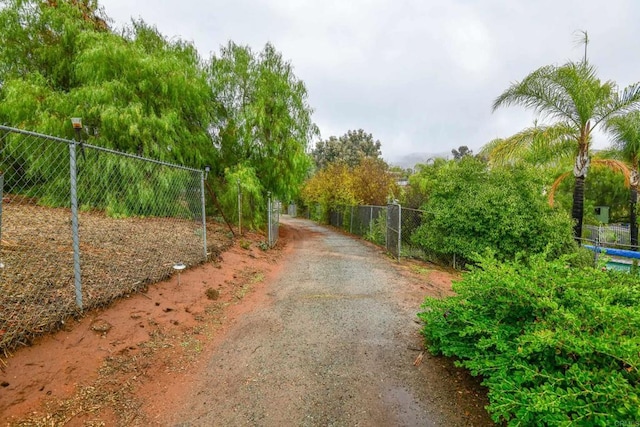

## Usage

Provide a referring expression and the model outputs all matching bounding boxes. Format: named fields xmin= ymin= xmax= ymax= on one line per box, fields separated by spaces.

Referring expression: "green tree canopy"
xmin=451 ymin=145 xmax=473 ymax=160
xmin=0 ymin=0 xmax=214 ymax=166
xmin=312 ymin=129 xmax=382 ymax=169
xmin=208 ymin=41 xmax=317 ymax=201
xmin=411 ymin=157 xmax=575 ymax=264
xmin=0 ymin=0 xmax=320 ymax=226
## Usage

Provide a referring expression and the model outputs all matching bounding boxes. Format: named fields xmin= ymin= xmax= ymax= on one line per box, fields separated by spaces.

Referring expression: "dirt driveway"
xmin=1 ymin=216 xmax=492 ymax=426
xmin=166 ymin=217 xmax=493 ymax=426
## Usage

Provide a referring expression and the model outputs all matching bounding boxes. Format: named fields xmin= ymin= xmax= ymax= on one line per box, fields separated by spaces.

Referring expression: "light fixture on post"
xmin=71 ymin=117 xmax=82 ymax=141
xmin=71 ymin=117 xmax=85 ymax=160
xmin=173 ymin=262 xmax=186 ymax=286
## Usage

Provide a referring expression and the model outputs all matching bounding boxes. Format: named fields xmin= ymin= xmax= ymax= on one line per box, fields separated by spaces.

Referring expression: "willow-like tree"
xmin=208 ymin=41 xmax=318 ymax=201
xmin=493 ymin=61 xmax=640 ymax=240
xmin=0 ymin=0 xmax=214 ymax=166
xmin=605 ymin=111 xmax=640 ymax=248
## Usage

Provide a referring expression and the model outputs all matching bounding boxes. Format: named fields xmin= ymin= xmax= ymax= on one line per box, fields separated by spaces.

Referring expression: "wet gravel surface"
xmin=171 ymin=218 xmax=494 ymax=426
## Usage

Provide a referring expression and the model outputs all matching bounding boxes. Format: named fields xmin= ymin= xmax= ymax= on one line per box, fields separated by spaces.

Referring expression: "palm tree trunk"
xmin=631 ymin=185 xmax=638 ymax=250
xmin=572 ymin=146 xmax=590 ymax=244
xmin=572 ymin=175 xmax=585 ymax=243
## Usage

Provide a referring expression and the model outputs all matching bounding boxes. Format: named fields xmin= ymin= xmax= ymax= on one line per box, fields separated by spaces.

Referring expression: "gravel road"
xmin=170 ymin=217 xmax=493 ymax=426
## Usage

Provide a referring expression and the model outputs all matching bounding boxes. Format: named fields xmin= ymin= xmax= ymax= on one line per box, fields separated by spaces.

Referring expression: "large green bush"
xmin=419 ymin=255 xmax=640 ymax=425
xmin=411 ymin=158 xmax=575 ymax=264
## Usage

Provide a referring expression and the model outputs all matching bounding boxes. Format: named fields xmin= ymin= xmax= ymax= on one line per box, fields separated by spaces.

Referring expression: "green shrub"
xmin=410 ymin=158 xmax=575 ymax=264
xmin=563 ymin=246 xmax=596 ymax=269
xmin=419 ymin=254 xmax=640 ymax=425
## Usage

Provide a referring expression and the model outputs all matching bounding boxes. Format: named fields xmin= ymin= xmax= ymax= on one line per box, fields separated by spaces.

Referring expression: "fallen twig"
xmin=413 ymin=351 xmax=424 ymax=366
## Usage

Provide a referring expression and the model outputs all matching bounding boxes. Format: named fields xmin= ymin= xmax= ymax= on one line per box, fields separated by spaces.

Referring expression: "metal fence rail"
xmin=0 ymin=125 xmax=209 ymax=350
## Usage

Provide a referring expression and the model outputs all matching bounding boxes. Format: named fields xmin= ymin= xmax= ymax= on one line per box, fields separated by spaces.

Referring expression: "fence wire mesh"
xmin=399 ymin=207 xmax=426 ymax=258
xmin=0 ymin=125 xmax=210 ymax=352
xmin=386 ymin=203 xmax=401 ymax=258
xmin=320 ymin=204 xmax=426 ymax=261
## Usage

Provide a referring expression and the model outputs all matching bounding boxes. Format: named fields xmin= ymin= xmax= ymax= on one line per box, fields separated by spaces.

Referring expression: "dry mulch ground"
xmin=0 ymin=203 xmax=234 ymax=354
xmin=0 ymin=218 xmax=282 ymax=426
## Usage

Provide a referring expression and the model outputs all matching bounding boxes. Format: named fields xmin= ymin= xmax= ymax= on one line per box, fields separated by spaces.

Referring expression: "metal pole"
xmin=69 ymin=140 xmax=83 ymax=309
xmin=385 ymin=204 xmax=390 ymax=251
xmin=200 ymin=171 xmax=207 ymax=260
xmin=237 ymin=179 xmax=242 ymax=235
xmin=397 ymin=203 xmax=402 ymax=261
xmin=268 ymin=193 xmax=272 ymax=247
xmin=370 ymin=206 xmax=373 ymax=235
xmin=350 ymin=206 xmax=354 ymax=234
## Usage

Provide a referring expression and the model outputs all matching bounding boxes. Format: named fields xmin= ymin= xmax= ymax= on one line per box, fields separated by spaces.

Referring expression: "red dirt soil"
xmin=0 ymin=224 xmax=460 ymax=426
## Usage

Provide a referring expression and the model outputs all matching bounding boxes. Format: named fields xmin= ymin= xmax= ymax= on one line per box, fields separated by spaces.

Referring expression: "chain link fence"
xmin=400 ymin=207 xmax=427 ymax=258
xmin=386 ymin=203 xmax=401 ymax=258
xmin=0 ymin=125 xmax=217 ymax=352
xmin=316 ymin=203 xmax=426 ymax=261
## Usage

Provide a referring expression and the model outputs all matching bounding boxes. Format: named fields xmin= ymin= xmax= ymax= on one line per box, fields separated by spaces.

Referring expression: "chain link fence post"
xmin=386 ymin=202 xmax=401 ymax=260
xmin=369 ymin=206 xmax=373 ymax=236
xmin=398 ymin=204 xmax=402 ymax=259
xmin=237 ymin=179 xmax=242 ymax=235
xmin=267 ymin=192 xmax=272 ymax=246
xmin=200 ymin=170 xmax=207 ymax=260
xmin=69 ymin=139 xmax=83 ymax=310
xmin=350 ymin=206 xmax=354 ymax=233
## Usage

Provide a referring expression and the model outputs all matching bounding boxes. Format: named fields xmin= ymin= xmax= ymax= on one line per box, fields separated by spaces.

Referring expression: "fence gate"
xmin=386 ymin=203 xmax=401 ymax=259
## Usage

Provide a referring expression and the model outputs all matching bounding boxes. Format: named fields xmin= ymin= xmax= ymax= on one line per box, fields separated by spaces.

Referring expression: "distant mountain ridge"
xmin=386 ymin=151 xmax=450 ymax=169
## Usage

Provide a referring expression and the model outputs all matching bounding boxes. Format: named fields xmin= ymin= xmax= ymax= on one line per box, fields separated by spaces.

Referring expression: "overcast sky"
xmin=101 ymin=0 xmax=640 ymax=165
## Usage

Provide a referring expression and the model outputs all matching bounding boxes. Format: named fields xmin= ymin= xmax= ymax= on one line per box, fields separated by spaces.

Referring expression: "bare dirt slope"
xmin=1 ymin=217 xmax=493 ymax=426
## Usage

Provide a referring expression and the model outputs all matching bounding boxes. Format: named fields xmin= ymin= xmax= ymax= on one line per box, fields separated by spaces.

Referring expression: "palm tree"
xmin=605 ymin=111 xmax=640 ymax=249
xmin=480 ymin=121 xmax=576 ymax=168
xmin=493 ymin=61 xmax=640 ymax=241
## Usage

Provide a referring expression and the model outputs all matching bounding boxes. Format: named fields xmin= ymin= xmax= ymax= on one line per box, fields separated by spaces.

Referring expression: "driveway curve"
xmin=170 ymin=217 xmax=493 ymax=426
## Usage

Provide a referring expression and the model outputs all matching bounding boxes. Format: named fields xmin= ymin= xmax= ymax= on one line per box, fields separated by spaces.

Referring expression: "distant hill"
xmin=386 ymin=151 xmax=450 ymax=169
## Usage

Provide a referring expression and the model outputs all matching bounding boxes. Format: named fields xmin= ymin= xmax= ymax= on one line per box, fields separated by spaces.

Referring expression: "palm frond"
xmin=493 ymin=62 xmax=604 ymax=129
xmin=603 ymin=111 xmax=640 ymax=165
xmin=484 ymin=122 xmax=577 ymax=167
xmin=549 ymin=171 xmax=571 ymax=206
xmin=590 ymin=158 xmax=631 ymax=188
xmin=594 ymin=83 xmax=640 ymax=127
